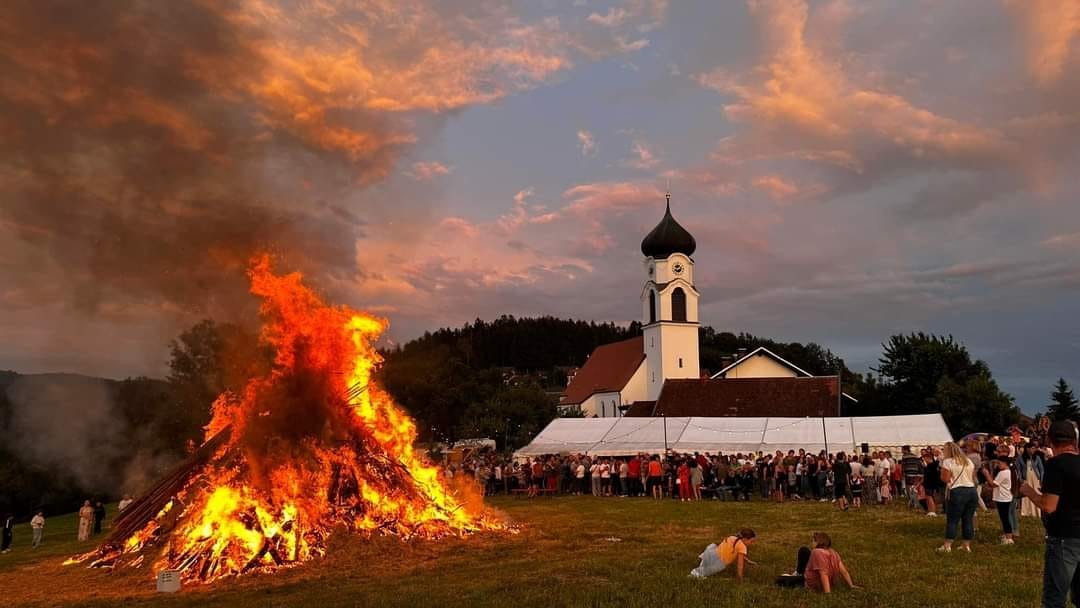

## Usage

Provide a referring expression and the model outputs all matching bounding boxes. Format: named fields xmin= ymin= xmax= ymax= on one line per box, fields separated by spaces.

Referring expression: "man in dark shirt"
xmin=1021 ymin=420 xmax=1080 ymax=608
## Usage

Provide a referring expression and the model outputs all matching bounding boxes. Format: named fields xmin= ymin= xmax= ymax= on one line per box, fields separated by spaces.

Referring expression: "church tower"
xmin=640 ymin=193 xmax=700 ymax=401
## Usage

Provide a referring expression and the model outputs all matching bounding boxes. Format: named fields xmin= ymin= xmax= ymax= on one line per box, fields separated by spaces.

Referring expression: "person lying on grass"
xmin=689 ymin=528 xmax=757 ymax=580
xmin=802 ymin=532 xmax=859 ymax=593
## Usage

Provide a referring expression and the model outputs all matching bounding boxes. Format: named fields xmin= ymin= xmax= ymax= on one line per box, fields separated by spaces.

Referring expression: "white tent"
xmin=672 ymin=417 xmax=769 ymax=454
xmin=589 ymin=417 xmax=689 ymax=456
xmin=513 ymin=418 xmax=616 ymax=456
xmin=514 ymin=414 xmax=953 ymax=457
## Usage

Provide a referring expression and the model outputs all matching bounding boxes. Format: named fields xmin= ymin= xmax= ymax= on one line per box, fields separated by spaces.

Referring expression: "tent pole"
xmin=822 ymin=416 xmax=829 ymax=456
xmin=663 ymin=414 xmax=668 ymax=452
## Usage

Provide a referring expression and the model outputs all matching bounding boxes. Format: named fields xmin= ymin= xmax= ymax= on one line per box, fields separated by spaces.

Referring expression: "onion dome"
xmin=640 ymin=196 xmax=696 ymax=258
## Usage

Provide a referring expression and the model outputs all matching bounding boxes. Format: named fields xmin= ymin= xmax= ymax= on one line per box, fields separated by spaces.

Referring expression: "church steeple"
xmin=640 ymin=195 xmax=696 ymax=259
xmin=640 ymin=192 xmax=701 ymax=400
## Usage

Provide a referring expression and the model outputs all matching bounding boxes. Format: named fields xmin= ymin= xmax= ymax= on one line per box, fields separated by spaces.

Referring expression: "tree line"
xmin=2 ymin=316 xmax=1075 ymax=516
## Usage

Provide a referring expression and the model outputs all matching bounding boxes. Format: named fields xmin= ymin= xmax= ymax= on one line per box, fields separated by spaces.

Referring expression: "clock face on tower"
xmin=672 ymin=262 xmax=684 ymax=275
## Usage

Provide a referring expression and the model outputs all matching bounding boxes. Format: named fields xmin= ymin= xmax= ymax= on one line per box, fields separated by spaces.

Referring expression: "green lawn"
xmin=0 ymin=496 xmax=1044 ymax=607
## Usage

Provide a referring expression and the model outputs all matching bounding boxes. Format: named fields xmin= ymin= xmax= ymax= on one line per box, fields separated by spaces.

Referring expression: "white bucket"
xmin=156 ymin=569 xmax=182 ymax=593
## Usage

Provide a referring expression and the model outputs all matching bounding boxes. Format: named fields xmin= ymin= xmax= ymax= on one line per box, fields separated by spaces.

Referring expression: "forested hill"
xmin=381 ymin=315 xmax=852 ymax=380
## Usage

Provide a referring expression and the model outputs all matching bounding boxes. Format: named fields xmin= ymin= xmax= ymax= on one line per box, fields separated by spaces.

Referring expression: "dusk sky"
xmin=1 ymin=0 xmax=1078 ymax=412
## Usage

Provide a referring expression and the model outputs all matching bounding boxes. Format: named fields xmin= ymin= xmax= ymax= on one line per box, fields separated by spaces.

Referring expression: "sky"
xmin=1 ymin=0 xmax=1078 ymax=412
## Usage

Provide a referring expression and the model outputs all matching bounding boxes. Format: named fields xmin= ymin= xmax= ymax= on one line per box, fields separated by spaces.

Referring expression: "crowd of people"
xmin=446 ymin=420 xmax=1080 ymax=602
xmin=449 ymin=438 xmax=1045 ymax=520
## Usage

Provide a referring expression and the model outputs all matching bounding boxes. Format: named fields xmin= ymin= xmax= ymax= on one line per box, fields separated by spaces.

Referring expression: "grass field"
xmin=0 ymin=496 xmax=1045 ymax=607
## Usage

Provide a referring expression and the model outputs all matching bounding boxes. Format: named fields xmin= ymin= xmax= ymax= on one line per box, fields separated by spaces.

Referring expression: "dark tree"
xmin=870 ymin=333 xmax=1019 ymax=435
xmin=1048 ymin=378 xmax=1080 ymax=423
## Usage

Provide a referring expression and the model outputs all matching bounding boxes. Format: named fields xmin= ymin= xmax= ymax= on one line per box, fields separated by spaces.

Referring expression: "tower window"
xmin=679 ymin=357 xmax=683 ymax=368
xmin=648 ymin=290 xmax=657 ymax=324
xmin=671 ymin=287 xmax=687 ymax=322
xmin=651 ymin=372 xmax=656 ymax=383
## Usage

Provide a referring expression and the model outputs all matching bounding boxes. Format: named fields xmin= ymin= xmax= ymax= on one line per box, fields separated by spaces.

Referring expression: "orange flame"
xmin=92 ymin=255 xmax=498 ymax=582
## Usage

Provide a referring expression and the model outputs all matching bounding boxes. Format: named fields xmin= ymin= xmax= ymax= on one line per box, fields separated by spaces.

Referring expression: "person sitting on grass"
xmin=802 ymin=532 xmax=859 ymax=593
xmin=690 ymin=528 xmax=757 ymax=581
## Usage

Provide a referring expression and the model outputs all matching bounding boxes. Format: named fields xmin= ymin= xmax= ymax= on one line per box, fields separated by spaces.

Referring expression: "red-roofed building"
xmin=558 ymin=337 xmax=646 ymax=417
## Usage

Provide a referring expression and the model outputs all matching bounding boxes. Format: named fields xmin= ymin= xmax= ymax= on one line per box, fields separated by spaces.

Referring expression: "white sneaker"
xmin=936 ymin=545 xmax=951 ymax=553
xmin=1001 ymin=538 xmax=1015 ymax=545
xmin=927 ymin=512 xmax=938 ymax=517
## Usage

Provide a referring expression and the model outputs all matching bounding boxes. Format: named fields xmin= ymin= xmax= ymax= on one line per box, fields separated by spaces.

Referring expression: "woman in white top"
xmin=937 ymin=442 xmax=978 ymax=553
xmin=986 ymin=459 xmax=1015 ymax=544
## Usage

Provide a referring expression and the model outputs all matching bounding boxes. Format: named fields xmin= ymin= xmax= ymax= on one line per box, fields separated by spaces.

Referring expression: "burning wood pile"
xmin=68 ymin=256 xmax=500 ymax=583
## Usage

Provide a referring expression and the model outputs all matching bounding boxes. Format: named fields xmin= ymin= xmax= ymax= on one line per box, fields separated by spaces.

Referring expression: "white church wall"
xmin=581 ymin=391 xmax=622 ymax=418
xmin=622 ymin=360 xmax=648 ymax=406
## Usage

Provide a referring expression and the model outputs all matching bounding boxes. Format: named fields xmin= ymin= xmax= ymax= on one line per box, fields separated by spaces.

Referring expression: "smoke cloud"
xmin=5 ymin=374 xmax=126 ymax=494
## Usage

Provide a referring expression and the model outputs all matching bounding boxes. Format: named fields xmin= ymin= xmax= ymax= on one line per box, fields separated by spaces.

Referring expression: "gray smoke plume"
xmin=5 ymin=374 xmax=126 ymax=494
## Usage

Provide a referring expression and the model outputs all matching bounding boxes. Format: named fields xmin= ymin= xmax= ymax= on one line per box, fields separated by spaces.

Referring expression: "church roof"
xmin=639 ymin=376 xmax=841 ymax=417
xmin=561 ymin=337 xmax=645 ymax=405
xmin=641 ymin=197 xmax=696 ymax=259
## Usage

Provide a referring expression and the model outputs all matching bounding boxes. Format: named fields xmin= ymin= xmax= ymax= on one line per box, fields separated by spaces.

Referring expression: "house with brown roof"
xmin=561 ymin=195 xmax=852 ymax=419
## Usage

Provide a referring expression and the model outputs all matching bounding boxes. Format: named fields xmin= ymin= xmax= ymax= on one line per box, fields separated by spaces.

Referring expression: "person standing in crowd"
xmin=901 ymin=446 xmax=924 ymax=509
xmin=589 ymin=460 xmax=601 ymax=497
xmin=816 ymin=456 xmax=830 ymax=502
xmin=92 ymin=501 xmax=106 ymax=535
xmin=1018 ymin=442 xmax=1045 ymax=518
xmin=833 ymin=452 xmax=851 ymax=511
xmin=921 ymin=450 xmax=941 ymax=516
xmin=985 ymin=458 xmax=1016 ymax=545
xmin=30 ymin=511 xmax=45 ymax=549
xmin=690 ymin=460 xmax=704 ymax=500
xmin=648 ymin=455 xmax=663 ymax=499
xmin=678 ymin=458 xmax=692 ymax=501
xmin=1 ymin=513 xmax=13 ymax=553
xmin=1020 ymin=420 xmax=1080 ymax=608
xmin=618 ymin=458 xmax=629 ymax=497
xmin=803 ymin=532 xmax=859 ymax=593
xmin=574 ymin=458 xmax=586 ymax=495
xmin=938 ymin=441 xmax=977 ymax=552
xmin=628 ymin=455 xmax=641 ymax=497
xmin=78 ymin=500 xmax=93 ymax=541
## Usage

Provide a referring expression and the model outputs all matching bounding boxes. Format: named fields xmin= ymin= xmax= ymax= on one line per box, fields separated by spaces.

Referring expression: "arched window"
xmin=672 ymin=287 xmax=687 ymax=322
xmin=648 ymin=290 xmax=657 ymax=324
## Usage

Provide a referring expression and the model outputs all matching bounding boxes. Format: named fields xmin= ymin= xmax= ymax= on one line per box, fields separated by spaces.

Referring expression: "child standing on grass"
xmin=678 ymin=459 xmax=692 ymax=501
xmin=690 ymin=528 xmax=757 ymax=581
xmin=851 ymin=474 xmax=863 ymax=508
xmin=880 ymin=473 xmax=892 ymax=504
xmin=986 ymin=459 xmax=1016 ymax=545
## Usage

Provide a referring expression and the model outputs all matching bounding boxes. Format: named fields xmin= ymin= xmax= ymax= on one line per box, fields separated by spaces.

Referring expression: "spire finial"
xmin=665 ymin=179 xmax=671 ymax=210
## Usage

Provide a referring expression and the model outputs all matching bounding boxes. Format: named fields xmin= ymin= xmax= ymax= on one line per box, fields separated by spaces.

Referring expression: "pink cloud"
xmin=405 ymin=161 xmax=452 ymax=181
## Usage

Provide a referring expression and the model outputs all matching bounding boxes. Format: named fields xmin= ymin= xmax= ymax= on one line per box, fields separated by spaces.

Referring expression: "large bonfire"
xmin=72 ymin=256 xmax=500 ymax=583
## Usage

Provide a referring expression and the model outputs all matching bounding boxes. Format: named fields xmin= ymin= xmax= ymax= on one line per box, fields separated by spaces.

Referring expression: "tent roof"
xmin=514 ymin=414 xmax=953 ymax=457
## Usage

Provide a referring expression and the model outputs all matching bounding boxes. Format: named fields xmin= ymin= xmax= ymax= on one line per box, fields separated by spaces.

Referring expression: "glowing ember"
xmin=71 ymin=255 xmax=499 ymax=582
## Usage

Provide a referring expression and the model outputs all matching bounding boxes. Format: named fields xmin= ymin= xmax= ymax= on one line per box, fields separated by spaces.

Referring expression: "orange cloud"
xmin=751 ymin=175 xmax=799 ymax=200
xmin=1006 ymin=0 xmax=1080 ymax=86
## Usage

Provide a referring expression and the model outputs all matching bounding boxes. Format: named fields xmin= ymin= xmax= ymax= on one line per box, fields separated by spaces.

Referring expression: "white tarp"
xmin=514 ymin=414 xmax=953 ymax=457
xmin=851 ymin=414 xmax=953 ymax=450
xmin=589 ymin=417 xmax=690 ymax=456
xmin=513 ymin=418 xmax=615 ymax=456
xmin=673 ymin=417 xmax=769 ymax=453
